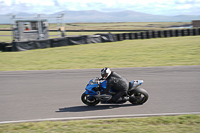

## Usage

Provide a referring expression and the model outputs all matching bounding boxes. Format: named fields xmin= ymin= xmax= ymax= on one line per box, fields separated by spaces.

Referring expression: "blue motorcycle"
xmin=81 ymin=77 xmax=149 ymax=106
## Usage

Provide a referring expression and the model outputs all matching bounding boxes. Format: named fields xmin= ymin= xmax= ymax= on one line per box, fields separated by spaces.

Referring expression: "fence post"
xmin=180 ymin=29 xmax=185 ymax=36
xmin=128 ymin=33 xmax=134 ymax=39
xmin=140 ymin=32 xmax=147 ymax=39
xmin=113 ymin=34 xmax=118 ymax=41
xmin=175 ymin=30 xmax=180 ymax=37
xmin=169 ymin=30 xmax=175 ymax=37
xmin=146 ymin=31 xmax=150 ymax=39
xmin=192 ymin=28 xmax=197 ymax=35
xmin=123 ymin=33 xmax=129 ymax=40
xmin=116 ymin=34 xmax=123 ymax=41
xmin=187 ymin=29 xmax=193 ymax=36
xmin=164 ymin=30 xmax=170 ymax=37
xmin=134 ymin=33 xmax=139 ymax=39
xmin=0 ymin=42 xmax=6 ymax=51
xmin=154 ymin=31 xmax=159 ymax=38
xmin=157 ymin=31 xmax=163 ymax=38
xmin=198 ymin=28 xmax=200 ymax=35
xmin=151 ymin=31 xmax=155 ymax=38
xmin=0 ymin=42 xmax=3 ymax=51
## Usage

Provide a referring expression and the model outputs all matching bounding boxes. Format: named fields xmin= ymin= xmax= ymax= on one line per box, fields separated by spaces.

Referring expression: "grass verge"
xmin=0 ymin=36 xmax=200 ymax=71
xmin=0 ymin=115 xmax=200 ymax=133
xmin=0 ymin=22 xmax=191 ymax=30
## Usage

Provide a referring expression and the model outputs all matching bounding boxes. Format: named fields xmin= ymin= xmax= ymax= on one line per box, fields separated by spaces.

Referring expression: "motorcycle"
xmin=81 ymin=77 xmax=149 ymax=106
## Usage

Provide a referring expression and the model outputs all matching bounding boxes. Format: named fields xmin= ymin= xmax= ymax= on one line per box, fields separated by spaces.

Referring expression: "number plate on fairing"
xmin=133 ymin=80 xmax=144 ymax=86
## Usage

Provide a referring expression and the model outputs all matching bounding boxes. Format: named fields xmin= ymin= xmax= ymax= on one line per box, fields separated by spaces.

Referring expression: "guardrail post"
xmin=157 ymin=31 xmax=164 ymax=38
xmin=123 ymin=33 xmax=129 ymax=40
xmin=113 ymin=34 xmax=118 ymax=41
xmin=192 ymin=28 xmax=197 ymax=35
xmin=116 ymin=34 xmax=123 ymax=41
xmin=198 ymin=28 xmax=200 ymax=35
xmin=169 ymin=30 xmax=174 ymax=37
xmin=128 ymin=33 xmax=134 ymax=39
xmin=164 ymin=30 xmax=170 ymax=37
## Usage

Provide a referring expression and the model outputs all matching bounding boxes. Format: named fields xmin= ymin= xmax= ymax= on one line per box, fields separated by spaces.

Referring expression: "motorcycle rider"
xmin=100 ymin=67 xmax=129 ymax=103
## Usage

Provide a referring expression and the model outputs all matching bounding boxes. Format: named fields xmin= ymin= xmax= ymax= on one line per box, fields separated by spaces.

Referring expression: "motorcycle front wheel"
xmin=81 ymin=93 xmax=100 ymax=106
xmin=129 ymin=88 xmax=149 ymax=105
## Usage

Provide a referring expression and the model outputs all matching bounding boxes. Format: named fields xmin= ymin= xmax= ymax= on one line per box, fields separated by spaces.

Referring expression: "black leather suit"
xmin=102 ymin=71 xmax=129 ymax=103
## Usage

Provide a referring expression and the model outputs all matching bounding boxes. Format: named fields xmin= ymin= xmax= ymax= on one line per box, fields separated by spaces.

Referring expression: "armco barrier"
xmin=151 ymin=31 xmax=156 ymax=38
xmin=146 ymin=31 xmax=151 ymax=39
xmin=68 ymin=36 xmax=87 ymax=45
xmin=5 ymin=43 xmax=12 ymax=52
xmin=122 ymin=33 xmax=129 ymax=40
xmin=133 ymin=33 xmax=138 ymax=39
xmin=169 ymin=30 xmax=174 ymax=37
xmin=154 ymin=31 xmax=160 ymax=38
xmin=0 ymin=42 xmax=6 ymax=51
xmin=112 ymin=34 xmax=118 ymax=41
xmin=192 ymin=28 xmax=197 ymax=35
xmin=86 ymin=35 xmax=102 ymax=44
xmin=1 ymin=28 xmax=200 ymax=52
xmin=180 ymin=29 xmax=186 ymax=36
xmin=163 ymin=30 xmax=169 ymax=37
xmin=50 ymin=37 xmax=68 ymax=47
xmin=0 ymin=42 xmax=3 ymax=51
xmin=186 ymin=29 xmax=190 ymax=36
xmin=140 ymin=32 xmax=144 ymax=39
xmin=35 ymin=39 xmax=50 ymax=48
xmin=12 ymin=40 xmax=50 ymax=51
xmin=175 ymin=30 xmax=179 ymax=37
xmin=116 ymin=34 xmax=123 ymax=41
xmin=128 ymin=33 xmax=134 ymax=40
xmin=157 ymin=31 xmax=163 ymax=38
xmin=96 ymin=33 xmax=115 ymax=42
xmin=187 ymin=29 xmax=193 ymax=36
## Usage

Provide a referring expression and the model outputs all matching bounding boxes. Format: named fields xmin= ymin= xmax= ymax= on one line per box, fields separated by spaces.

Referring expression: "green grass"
xmin=0 ymin=36 xmax=200 ymax=71
xmin=0 ymin=115 xmax=200 ymax=133
xmin=0 ymin=22 xmax=191 ymax=30
xmin=0 ymin=31 xmax=13 ymax=42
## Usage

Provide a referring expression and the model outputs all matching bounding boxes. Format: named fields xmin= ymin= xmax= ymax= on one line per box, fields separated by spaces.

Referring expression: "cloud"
xmin=0 ymin=0 xmax=200 ymax=15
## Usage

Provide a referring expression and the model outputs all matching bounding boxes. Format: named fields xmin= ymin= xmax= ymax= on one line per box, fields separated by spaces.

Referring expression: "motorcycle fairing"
xmin=100 ymin=80 xmax=107 ymax=89
xmin=84 ymin=90 xmax=97 ymax=95
xmin=85 ymin=78 xmax=117 ymax=96
xmin=85 ymin=83 xmax=99 ymax=95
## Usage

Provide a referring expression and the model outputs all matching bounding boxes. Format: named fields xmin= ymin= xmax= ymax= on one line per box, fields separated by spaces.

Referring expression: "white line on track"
xmin=1 ymin=112 xmax=200 ymax=124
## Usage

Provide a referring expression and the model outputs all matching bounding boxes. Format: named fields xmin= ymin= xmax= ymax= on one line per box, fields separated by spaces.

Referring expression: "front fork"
xmin=84 ymin=90 xmax=98 ymax=100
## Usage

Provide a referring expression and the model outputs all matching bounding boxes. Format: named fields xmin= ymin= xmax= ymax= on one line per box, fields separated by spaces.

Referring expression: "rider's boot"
xmin=101 ymin=96 xmax=113 ymax=103
xmin=106 ymin=99 xmax=113 ymax=103
xmin=101 ymin=99 xmax=113 ymax=104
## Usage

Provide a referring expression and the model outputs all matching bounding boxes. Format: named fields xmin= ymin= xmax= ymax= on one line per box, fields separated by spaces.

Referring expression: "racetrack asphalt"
xmin=0 ymin=65 xmax=200 ymax=123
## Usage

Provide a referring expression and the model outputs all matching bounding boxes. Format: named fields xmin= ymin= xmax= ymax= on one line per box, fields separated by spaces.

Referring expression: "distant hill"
xmin=0 ymin=10 xmax=199 ymax=24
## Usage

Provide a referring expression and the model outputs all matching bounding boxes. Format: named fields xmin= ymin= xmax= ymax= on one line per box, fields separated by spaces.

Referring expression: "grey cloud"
xmin=0 ymin=0 xmax=200 ymax=16
xmin=175 ymin=0 xmax=198 ymax=4
xmin=53 ymin=0 xmax=60 ymax=6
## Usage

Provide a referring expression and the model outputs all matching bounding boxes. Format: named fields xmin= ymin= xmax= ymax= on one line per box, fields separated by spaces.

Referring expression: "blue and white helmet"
xmin=101 ymin=67 xmax=111 ymax=79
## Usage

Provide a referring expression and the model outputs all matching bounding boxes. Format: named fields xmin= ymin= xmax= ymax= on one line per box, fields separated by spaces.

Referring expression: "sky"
xmin=0 ymin=0 xmax=200 ymax=16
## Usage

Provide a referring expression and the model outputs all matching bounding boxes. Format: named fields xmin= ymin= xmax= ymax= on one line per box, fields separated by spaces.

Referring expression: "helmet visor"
xmin=101 ymin=72 xmax=108 ymax=79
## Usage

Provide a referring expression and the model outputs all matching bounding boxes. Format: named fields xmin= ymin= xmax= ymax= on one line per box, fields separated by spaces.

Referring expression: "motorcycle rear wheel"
xmin=81 ymin=93 xmax=100 ymax=106
xmin=129 ymin=88 xmax=148 ymax=105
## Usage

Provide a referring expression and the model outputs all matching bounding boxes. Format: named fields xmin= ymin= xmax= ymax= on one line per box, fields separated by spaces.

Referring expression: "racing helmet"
xmin=101 ymin=67 xmax=111 ymax=79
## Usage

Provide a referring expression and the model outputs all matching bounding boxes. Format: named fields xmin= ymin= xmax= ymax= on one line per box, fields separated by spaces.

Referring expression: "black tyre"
xmin=129 ymin=88 xmax=149 ymax=105
xmin=81 ymin=93 xmax=99 ymax=106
